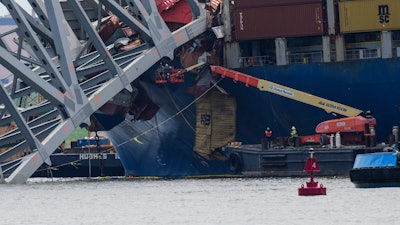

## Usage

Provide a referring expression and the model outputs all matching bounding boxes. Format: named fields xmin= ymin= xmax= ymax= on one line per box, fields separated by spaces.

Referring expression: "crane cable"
xmin=163 ymin=84 xmax=196 ymax=132
xmin=125 ymin=78 xmax=223 ymax=146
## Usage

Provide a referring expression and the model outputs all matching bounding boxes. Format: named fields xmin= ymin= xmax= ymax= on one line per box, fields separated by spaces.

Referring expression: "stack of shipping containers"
xmin=233 ymin=0 xmax=400 ymax=39
xmin=232 ymin=0 xmax=327 ymax=41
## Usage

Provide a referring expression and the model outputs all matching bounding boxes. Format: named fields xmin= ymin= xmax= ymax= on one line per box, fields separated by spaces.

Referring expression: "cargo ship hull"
xmin=95 ymin=57 xmax=400 ymax=177
xmin=95 ymin=74 xmax=233 ymax=176
xmin=228 ymin=58 xmax=400 ymax=144
xmin=76 ymin=0 xmax=400 ymax=177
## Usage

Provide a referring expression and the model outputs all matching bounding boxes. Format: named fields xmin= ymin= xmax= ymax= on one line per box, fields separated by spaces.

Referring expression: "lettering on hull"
xmin=79 ymin=153 xmax=108 ymax=160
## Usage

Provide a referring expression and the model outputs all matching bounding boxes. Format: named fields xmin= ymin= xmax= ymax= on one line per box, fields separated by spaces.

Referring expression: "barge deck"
xmin=222 ymin=144 xmax=383 ymax=177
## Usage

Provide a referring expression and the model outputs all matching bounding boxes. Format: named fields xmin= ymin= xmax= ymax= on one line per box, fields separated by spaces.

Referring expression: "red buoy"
xmin=298 ymin=151 xmax=327 ymax=196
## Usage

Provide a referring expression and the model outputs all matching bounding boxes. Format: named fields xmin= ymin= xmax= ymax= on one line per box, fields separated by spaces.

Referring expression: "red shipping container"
xmin=234 ymin=0 xmax=322 ymax=9
xmin=233 ymin=3 xmax=325 ymax=40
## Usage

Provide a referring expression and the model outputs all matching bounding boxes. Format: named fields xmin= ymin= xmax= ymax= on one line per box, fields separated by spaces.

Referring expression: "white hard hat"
xmin=291 ymin=126 xmax=296 ymax=130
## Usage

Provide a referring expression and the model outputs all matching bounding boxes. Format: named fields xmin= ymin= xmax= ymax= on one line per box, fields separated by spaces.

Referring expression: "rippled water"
xmin=0 ymin=177 xmax=399 ymax=225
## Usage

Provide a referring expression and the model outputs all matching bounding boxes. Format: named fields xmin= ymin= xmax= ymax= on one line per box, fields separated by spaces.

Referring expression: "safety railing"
xmin=239 ymin=47 xmax=388 ymax=68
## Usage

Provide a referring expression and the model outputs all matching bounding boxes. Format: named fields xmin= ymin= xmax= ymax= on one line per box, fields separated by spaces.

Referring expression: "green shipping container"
xmin=339 ymin=0 xmax=400 ymax=33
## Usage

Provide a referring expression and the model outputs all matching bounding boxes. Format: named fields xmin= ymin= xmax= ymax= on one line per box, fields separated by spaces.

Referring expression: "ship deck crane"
xmin=210 ymin=65 xmax=376 ymax=146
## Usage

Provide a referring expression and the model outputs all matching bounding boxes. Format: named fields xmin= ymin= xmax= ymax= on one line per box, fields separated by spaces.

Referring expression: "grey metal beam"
xmin=75 ymin=44 xmax=147 ymax=80
xmin=124 ymin=0 xmax=148 ymax=26
xmin=0 ymin=79 xmax=38 ymax=153
xmin=26 ymin=0 xmax=82 ymax=60
xmin=0 ymin=102 xmax=55 ymax=127
xmin=1 ymin=0 xmax=207 ymax=184
xmin=0 ymin=141 xmax=26 ymax=167
xmin=0 ymin=103 xmax=60 ymax=132
xmin=27 ymin=0 xmax=50 ymax=29
xmin=0 ymin=47 xmax=68 ymax=111
xmin=45 ymin=1 xmax=75 ymax=87
xmin=132 ymin=0 xmax=176 ymax=59
xmin=1 ymin=0 xmax=69 ymax=94
xmin=26 ymin=108 xmax=59 ymax=128
xmin=0 ymin=164 xmax=4 ymax=182
xmin=0 ymin=129 xmax=23 ymax=148
xmin=67 ymin=0 xmax=122 ymax=77
xmin=99 ymin=0 xmax=152 ymax=42
xmin=80 ymin=72 xmax=114 ymax=91
xmin=32 ymin=120 xmax=62 ymax=141
xmin=0 ymin=117 xmax=60 ymax=151
xmin=76 ymin=63 xmax=110 ymax=80
xmin=5 ymin=118 xmax=75 ymax=183
xmin=45 ymin=1 xmax=87 ymax=109
xmin=20 ymin=7 xmax=54 ymax=48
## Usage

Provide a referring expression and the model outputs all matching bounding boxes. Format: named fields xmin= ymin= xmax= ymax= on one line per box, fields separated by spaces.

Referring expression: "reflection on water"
xmin=1 ymin=177 xmax=399 ymax=225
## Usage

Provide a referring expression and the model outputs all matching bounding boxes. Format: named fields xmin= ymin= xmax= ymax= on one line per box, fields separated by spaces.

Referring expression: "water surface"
xmin=0 ymin=177 xmax=398 ymax=225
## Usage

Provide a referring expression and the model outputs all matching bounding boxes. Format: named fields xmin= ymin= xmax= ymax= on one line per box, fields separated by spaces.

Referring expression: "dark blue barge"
xmin=31 ymin=141 xmax=125 ymax=178
xmin=31 ymin=152 xmax=124 ymax=178
xmin=223 ymin=144 xmax=384 ymax=177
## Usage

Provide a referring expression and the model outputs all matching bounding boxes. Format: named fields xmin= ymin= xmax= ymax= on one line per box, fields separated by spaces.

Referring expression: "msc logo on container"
xmin=378 ymin=5 xmax=390 ymax=23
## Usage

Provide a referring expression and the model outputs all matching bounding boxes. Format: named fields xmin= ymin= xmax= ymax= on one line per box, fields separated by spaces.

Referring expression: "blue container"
xmin=353 ymin=152 xmax=397 ymax=169
xmin=77 ymin=138 xmax=109 ymax=147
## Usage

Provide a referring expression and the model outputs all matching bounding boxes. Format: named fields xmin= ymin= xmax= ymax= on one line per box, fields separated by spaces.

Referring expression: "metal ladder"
xmin=0 ymin=0 xmax=206 ymax=184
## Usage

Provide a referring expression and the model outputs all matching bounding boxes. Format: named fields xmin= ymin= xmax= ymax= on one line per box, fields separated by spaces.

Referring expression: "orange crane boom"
xmin=210 ymin=65 xmax=376 ymax=146
xmin=210 ymin=65 xmax=363 ymax=117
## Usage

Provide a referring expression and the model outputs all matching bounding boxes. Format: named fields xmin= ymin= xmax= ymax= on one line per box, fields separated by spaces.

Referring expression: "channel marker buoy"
xmin=298 ymin=151 xmax=327 ymax=196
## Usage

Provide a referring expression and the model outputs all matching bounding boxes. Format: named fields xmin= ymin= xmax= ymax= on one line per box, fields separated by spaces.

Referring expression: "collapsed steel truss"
xmin=0 ymin=0 xmax=206 ymax=184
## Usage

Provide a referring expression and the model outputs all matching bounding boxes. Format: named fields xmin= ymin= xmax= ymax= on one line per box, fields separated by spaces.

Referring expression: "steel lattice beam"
xmin=0 ymin=0 xmax=206 ymax=184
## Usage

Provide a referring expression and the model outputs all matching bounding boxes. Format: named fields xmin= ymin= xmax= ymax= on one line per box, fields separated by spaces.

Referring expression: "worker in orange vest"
xmin=265 ymin=127 xmax=273 ymax=149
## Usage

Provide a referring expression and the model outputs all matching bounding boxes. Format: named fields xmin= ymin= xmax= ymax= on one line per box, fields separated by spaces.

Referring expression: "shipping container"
xmin=339 ymin=0 xmax=400 ymax=33
xmin=77 ymin=138 xmax=110 ymax=147
xmin=234 ymin=0 xmax=322 ymax=9
xmin=194 ymin=90 xmax=236 ymax=159
xmin=234 ymin=3 xmax=325 ymax=40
